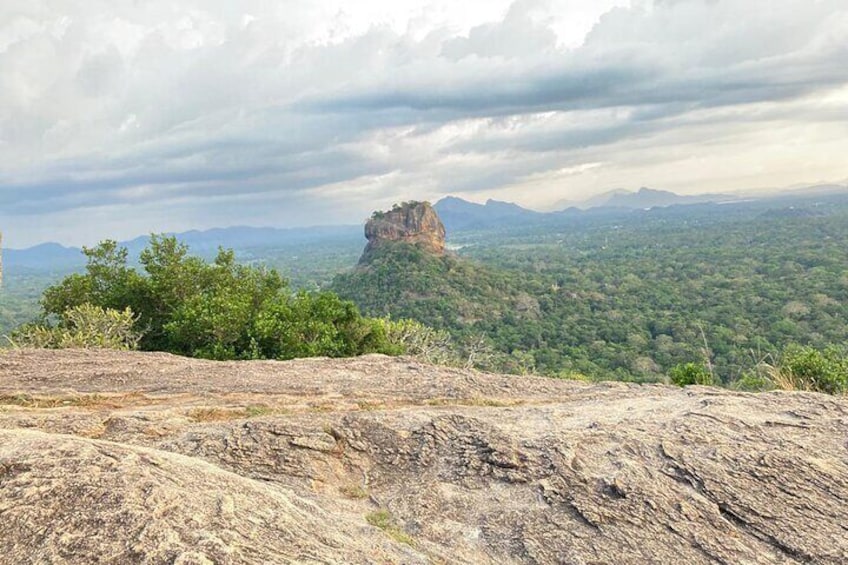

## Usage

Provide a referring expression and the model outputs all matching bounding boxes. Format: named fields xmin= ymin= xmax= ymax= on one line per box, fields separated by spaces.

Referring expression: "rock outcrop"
xmin=0 ymin=429 xmax=422 ymax=565
xmin=2 ymin=349 xmax=848 ymax=564
xmin=360 ymin=201 xmax=446 ymax=263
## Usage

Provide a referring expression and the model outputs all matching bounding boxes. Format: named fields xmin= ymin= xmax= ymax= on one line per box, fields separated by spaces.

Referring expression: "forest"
xmin=3 ymin=192 xmax=848 ymax=390
xmin=333 ymin=194 xmax=848 ymax=385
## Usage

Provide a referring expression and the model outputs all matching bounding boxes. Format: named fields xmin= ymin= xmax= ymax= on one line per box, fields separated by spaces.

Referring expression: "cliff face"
xmin=360 ymin=202 xmax=446 ymax=263
xmin=2 ymin=349 xmax=848 ymax=564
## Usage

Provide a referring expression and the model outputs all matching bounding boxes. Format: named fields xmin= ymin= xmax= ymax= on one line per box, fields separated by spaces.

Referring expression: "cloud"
xmin=1 ymin=0 xmax=847 ymax=247
xmin=310 ymin=0 xmax=848 ymax=115
xmin=440 ymin=0 xmax=558 ymax=60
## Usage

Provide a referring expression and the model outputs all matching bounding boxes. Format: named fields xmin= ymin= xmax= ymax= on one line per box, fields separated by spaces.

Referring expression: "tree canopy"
xmin=38 ymin=235 xmax=395 ymax=361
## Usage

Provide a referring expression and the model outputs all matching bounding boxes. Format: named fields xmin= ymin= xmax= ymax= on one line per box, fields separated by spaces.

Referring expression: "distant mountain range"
xmin=435 ymin=187 xmax=737 ymax=232
xmin=3 ymin=243 xmax=85 ymax=273
xmin=434 ymin=197 xmax=543 ymax=231
xmin=591 ymin=187 xmax=737 ymax=209
xmin=4 ymin=225 xmax=361 ymax=273
xmin=6 ymin=185 xmax=847 ymax=272
xmin=554 ymin=186 xmax=738 ymax=211
xmin=435 ymin=185 xmax=848 ymax=232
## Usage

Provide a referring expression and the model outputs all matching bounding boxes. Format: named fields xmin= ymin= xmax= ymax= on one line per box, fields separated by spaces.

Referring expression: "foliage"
xmin=31 ymin=236 xmax=397 ymax=361
xmin=732 ymin=371 xmax=775 ymax=392
xmin=376 ymin=318 xmax=456 ymax=364
xmin=332 ymin=242 xmax=541 ymax=341
xmin=9 ymin=304 xmax=141 ymax=350
xmin=1 ymin=271 xmax=68 ymax=340
xmin=252 ymin=292 xmax=390 ymax=361
xmin=392 ymin=200 xmax=424 ymax=211
xmin=10 ymin=193 xmax=848 ymax=387
xmin=334 ymin=195 xmax=848 ymax=384
xmin=753 ymin=345 xmax=848 ymax=395
xmin=669 ymin=362 xmax=714 ymax=387
xmin=372 ymin=317 xmax=501 ymax=371
xmin=369 ymin=201 xmax=426 ymax=221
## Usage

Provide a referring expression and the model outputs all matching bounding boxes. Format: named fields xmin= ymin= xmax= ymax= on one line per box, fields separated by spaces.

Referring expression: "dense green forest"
xmin=5 ymin=193 xmax=848 ymax=389
xmin=0 ymin=272 xmax=57 ymax=337
xmin=334 ymin=196 xmax=848 ymax=384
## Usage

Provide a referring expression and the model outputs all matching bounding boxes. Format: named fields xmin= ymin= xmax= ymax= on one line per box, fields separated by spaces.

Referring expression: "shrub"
xmin=733 ymin=371 xmax=775 ymax=392
xmin=7 ymin=323 xmax=56 ymax=349
xmin=555 ymin=371 xmax=591 ymax=382
xmin=668 ymin=362 xmax=714 ymax=387
xmin=769 ymin=345 xmax=848 ymax=395
xmin=252 ymin=292 xmax=393 ymax=361
xmin=9 ymin=304 xmax=142 ymax=350
xmin=375 ymin=318 xmax=458 ymax=365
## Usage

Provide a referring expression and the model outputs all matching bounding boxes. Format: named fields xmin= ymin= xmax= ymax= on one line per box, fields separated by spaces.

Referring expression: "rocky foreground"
xmin=1 ymin=350 xmax=847 ymax=564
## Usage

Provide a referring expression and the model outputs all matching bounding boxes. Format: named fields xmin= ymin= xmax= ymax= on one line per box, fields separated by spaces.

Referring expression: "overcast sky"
xmin=1 ymin=0 xmax=847 ymax=247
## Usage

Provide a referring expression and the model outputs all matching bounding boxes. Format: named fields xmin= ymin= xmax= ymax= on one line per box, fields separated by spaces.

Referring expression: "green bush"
xmin=29 ymin=236 xmax=407 ymax=362
xmin=772 ymin=345 xmax=848 ymax=395
xmin=9 ymin=304 xmax=141 ymax=350
xmin=7 ymin=323 xmax=56 ymax=349
xmin=373 ymin=317 xmax=501 ymax=370
xmin=668 ymin=362 xmax=714 ymax=387
xmin=733 ymin=371 xmax=775 ymax=392
xmin=252 ymin=292 xmax=393 ymax=360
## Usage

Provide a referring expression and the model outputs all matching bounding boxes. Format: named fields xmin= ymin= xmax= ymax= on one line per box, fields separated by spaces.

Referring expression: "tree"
xmin=42 ymin=240 xmax=149 ymax=323
xmin=35 ymin=235 xmax=398 ymax=362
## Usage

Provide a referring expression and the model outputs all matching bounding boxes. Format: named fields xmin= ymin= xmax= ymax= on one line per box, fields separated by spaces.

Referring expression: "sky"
xmin=1 ymin=0 xmax=847 ymax=247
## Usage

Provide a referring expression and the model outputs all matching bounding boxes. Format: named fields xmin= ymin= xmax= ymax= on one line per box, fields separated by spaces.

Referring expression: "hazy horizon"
xmin=7 ymin=183 xmax=848 ymax=250
xmin=2 ymin=0 xmax=847 ymax=247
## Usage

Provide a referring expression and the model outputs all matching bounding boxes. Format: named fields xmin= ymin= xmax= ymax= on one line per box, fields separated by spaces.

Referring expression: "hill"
xmin=333 ymin=242 xmax=535 ymax=336
xmin=434 ymin=197 xmax=542 ymax=231
xmin=336 ymin=203 xmax=539 ymax=362
xmin=592 ymin=187 xmax=735 ymax=209
xmin=1 ymin=349 xmax=847 ymax=564
xmin=3 ymin=243 xmax=85 ymax=272
xmin=3 ymin=225 xmax=361 ymax=272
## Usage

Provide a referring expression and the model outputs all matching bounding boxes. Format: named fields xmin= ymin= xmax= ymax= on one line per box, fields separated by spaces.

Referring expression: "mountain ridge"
xmin=6 ymin=185 xmax=848 ymax=272
xmin=3 ymin=224 xmax=362 ymax=272
xmin=433 ymin=196 xmax=542 ymax=232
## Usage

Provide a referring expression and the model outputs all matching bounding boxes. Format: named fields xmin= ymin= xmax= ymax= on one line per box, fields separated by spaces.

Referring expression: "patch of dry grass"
xmin=424 ymin=397 xmax=524 ymax=408
xmin=308 ymin=403 xmax=337 ymax=413
xmin=187 ymin=405 xmax=274 ymax=422
xmin=356 ymin=400 xmax=387 ymax=411
xmin=340 ymin=483 xmax=369 ymax=499
xmin=0 ymin=393 xmax=145 ymax=410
